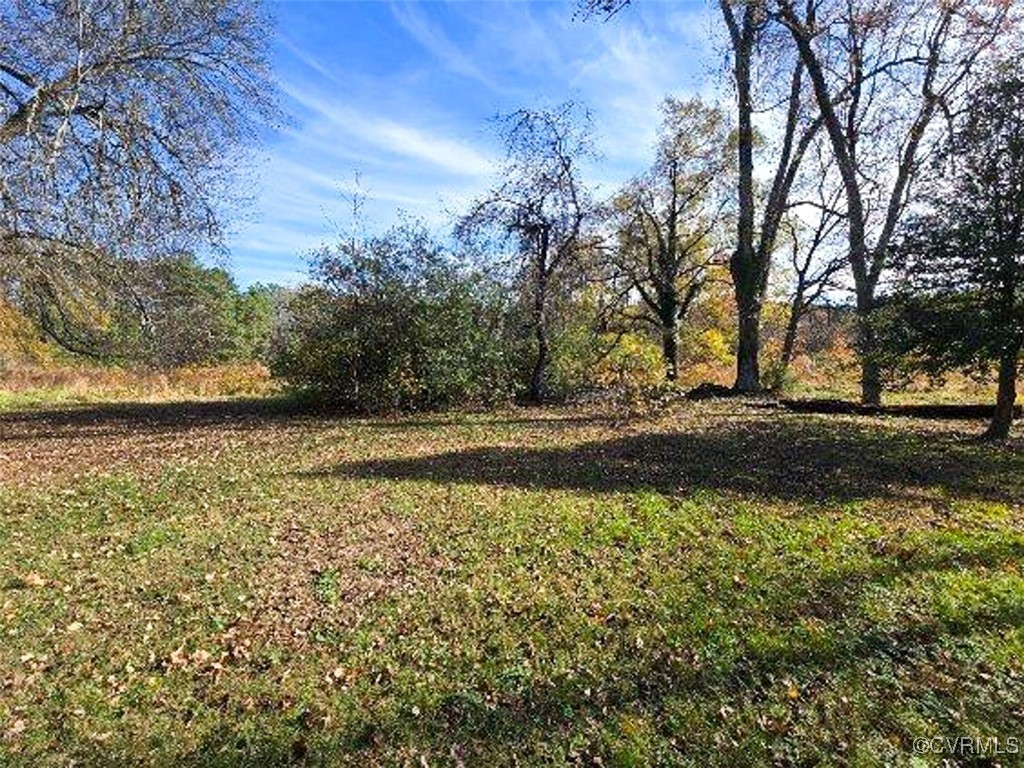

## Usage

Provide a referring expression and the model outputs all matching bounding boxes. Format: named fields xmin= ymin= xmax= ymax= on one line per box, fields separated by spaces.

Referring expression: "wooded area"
xmin=1 ymin=1 xmax=1022 ymax=766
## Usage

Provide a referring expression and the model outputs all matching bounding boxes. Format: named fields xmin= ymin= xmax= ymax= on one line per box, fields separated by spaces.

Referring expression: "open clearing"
xmin=1 ymin=400 xmax=1022 ymax=766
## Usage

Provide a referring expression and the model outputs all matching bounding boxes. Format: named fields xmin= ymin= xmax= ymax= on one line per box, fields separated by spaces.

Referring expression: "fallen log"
xmin=778 ymin=399 xmax=1022 ymax=420
xmin=685 ymin=382 xmax=740 ymax=401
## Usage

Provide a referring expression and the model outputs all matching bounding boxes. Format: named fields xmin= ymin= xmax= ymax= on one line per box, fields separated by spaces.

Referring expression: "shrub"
xmin=270 ymin=224 xmax=517 ymax=412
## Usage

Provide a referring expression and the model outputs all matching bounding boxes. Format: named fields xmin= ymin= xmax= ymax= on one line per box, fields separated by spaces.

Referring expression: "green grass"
xmin=1 ymin=399 xmax=1021 ymax=766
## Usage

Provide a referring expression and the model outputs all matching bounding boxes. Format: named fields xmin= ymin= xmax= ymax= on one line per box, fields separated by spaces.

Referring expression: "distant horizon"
xmin=224 ymin=0 xmax=716 ymax=288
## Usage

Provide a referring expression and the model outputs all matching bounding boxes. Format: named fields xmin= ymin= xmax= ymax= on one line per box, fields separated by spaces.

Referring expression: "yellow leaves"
xmin=23 ymin=572 xmax=47 ymax=588
xmin=801 ymin=616 xmax=825 ymax=635
xmin=697 ymin=328 xmax=732 ymax=366
xmin=0 ymin=297 xmax=54 ymax=365
xmin=618 ymin=713 xmax=650 ymax=738
xmin=591 ymin=332 xmax=664 ymax=391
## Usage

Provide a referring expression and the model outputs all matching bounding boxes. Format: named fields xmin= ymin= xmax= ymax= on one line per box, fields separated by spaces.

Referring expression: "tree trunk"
xmin=984 ymin=344 xmax=1020 ymax=440
xmin=780 ymin=291 xmax=804 ymax=376
xmin=779 ymin=4 xmax=885 ymax=406
xmin=723 ymin=1 xmax=762 ymax=394
xmin=735 ymin=297 xmax=761 ymax=392
xmin=662 ymin=323 xmax=679 ymax=382
xmin=529 ymin=320 xmax=549 ymax=404
xmin=528 ymin=265 xmax=550 ymax=404
xmin=855 ymin=289 xmax=882 ymax=406
xmin=859 ymin=355 xmax=882 ymax=407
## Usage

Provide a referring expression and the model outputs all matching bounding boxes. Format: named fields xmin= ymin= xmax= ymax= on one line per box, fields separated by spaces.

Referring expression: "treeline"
xmin=1 ymin=253 xmax=278 ymax=369
xmin=1 ymin=0 xmax=1021 ymax=438
xmin=268 ymin=219 xmax=848 ymax=412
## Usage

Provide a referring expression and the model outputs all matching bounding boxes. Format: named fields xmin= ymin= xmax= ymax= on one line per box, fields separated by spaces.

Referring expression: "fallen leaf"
xmin=169 ymin=646 xmax=189 ymax=668
xmin=6 ymin=719 xmax=27 ymax=737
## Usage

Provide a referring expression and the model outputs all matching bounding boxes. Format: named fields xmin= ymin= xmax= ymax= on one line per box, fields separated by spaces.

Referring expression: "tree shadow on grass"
xmin=41 ymin=445 xmax=1021 ymax=767
xmin=0 ymin=397 xmax=314 ymax=441
xmin=0 ymin=398 xmax=620 ymax=443
xmin=305 ymin=417 xmax=1023 ymax=505
xmin=152 ymin=534 xmax=1024 ymax=767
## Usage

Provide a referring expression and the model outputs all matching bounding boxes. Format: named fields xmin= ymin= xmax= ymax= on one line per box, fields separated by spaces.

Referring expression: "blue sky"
xmin=227 ymin=0 xmax=718 ymax=287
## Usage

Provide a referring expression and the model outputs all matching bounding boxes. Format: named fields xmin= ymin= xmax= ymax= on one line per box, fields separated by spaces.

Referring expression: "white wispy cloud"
xmin=276 ymin=33 xmax=340 ymax=85
xmin=283 ymin=84 xmax=496 ymax=178
xmin=232 ymin=152 xmax=465 ymax=260
xmin=389 ymin=1 xmax=500 ymax=91
xmin=566 ymin=3 xmax=720 ymax=190
xmin=468 ymin=2 xmax=568 ymax=83
xmin=373 ymin=121 xmax=495 ymax=178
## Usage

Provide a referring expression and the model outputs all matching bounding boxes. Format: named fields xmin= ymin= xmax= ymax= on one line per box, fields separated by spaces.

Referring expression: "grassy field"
xmin=1 ymin=397 xmax=1022 ymax=766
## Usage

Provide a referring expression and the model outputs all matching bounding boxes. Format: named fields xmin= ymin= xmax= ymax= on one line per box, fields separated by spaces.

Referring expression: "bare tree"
xmin=775 ymin=139 xmax=847 ymax=375
xmin=775 ymin=0 xmax=1014 ymax=404
xmin=0 ymin=0 xmax=274 ymax=348
xmin=581 ymin=0 xmax=824 ymax=393
xmin=456 ymin=103 xmax=595 ymax=403
xmin=604 ymin=97 xmax=731 ymax=381
xmin=719 ymin=0 xmax=829 ymax=393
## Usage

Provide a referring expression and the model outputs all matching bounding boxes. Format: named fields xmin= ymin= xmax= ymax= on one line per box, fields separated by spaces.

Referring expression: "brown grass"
xmin=0 ymin=362 xmax=276 ymax=404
